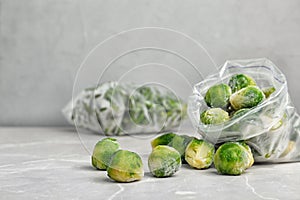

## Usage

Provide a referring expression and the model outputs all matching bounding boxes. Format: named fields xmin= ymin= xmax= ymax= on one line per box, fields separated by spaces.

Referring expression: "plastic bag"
xmin=188 ymin=58 xmax=300 ymax=162
xmin=63 ymin=82 xmax=187 ymax=135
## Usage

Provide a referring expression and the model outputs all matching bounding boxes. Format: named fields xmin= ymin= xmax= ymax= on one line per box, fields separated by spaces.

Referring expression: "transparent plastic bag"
xmin=188 ymin=58 xmax=300 ymax=162
xmin=63 ymin=82 xmax=186 ymax=135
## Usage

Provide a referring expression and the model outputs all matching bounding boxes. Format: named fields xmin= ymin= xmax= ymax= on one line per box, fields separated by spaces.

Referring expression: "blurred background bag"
xmin=63 ymin=82 xmax=187 ymax=136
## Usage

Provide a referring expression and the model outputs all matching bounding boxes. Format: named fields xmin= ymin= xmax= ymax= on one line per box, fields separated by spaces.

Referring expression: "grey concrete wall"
xmin=1 ymin=0 xmax=300 ymax=126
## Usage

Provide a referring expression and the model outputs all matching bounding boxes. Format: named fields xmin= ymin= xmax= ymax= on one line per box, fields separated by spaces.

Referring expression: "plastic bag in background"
xmin=63 ymin=82 xmax=187 ymax=136
xmin=188 ymin=58 xmax=300 ymax=163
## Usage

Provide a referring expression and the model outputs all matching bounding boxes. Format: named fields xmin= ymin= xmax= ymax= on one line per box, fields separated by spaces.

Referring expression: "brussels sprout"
xmin=151 ymin=133 xmax=194 ymax=163
xmin=228 ymin=74 xmax=256 ymax=93
xmin=231 ymin=108 xmax=250 ymax=119
xmin=204 ymin=84 xmax=232 ymax=109
xmin=151 ymin=132 xmax=176 ymax=148
xmin=148 ymin=145 xmax=181 ymax=177
xmin=200 ymin=108 xmax=230 ymax=125
xmin=230 ymin=86 xmax=265 ymax=110
xmin=185 ymin=139 xmax=215 ymax=169
xmin=262 ymin=87 xmax=276 ymax=98
xmin=107 ymin=150 xmax=144 ymax=182
xmin=91 ymin=138 xmax=120 ymax=170
xmin=214 ymin=142 xmax=254 ymax=175
xmin=168 ymin=134 xmax=194 ymax=161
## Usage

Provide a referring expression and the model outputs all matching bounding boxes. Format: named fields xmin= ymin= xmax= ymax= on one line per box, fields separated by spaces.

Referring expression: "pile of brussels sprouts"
xmin=150 ymin=133 xmax=254 ymax=176
xmin=200 ymin=74 xmax=274 ymax=125
xmin=91 ymin=132 xmax=254 ymax=183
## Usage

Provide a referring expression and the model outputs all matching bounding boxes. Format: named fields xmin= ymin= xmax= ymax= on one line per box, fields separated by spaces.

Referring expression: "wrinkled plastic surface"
xmin=189 ymin=58 xmax=300 ymax=162
xmin=63 ymin=82 xmax=186 ymax=135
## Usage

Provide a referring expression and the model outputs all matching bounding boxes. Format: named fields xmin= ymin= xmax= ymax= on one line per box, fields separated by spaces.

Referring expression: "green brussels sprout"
xmin=214 ymin=142 xmax=254 ymax=175
xmin=231 ymin=108 xmax=250 ymax=119
xmin=228 ymin=74 xmax=256 ymax=93
xmin=262 ymin=87 xmax=276 ymax=98
xmin=230 ymin=86 xmax=265 ymax=110
xmin=151 ymin=133 xmax=194 ymax=163
xmin=148 ymin=145 xmax=181 ymax=177
xmin=107 ymin=150 xmax=144 ymax=182
xmin=91 ymin=138 xmax=120 ymax=170
xmin=168 ymin=134 xmax=194 ymax=162
xmin=151 ymin=132 xmax=176 ymax=148
xmin=200 ymin=108 xmax=230 ymax=125
xmin=185 ymin=139 xmax=215 ymax=169
xmin=204 ymin=84 xmax=232 ymax=109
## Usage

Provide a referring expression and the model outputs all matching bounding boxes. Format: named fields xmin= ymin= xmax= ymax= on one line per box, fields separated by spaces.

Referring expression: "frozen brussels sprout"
xmin=148 ymin=145 xmax=181 ymax=177
xmin=107 ymin=150 xmax=144 ymax=182
xmin=200 ymin=108 xmax=230 ymax=125
xmin=231 ymin=108 xmax=250 ymax=119
xmin=91 ymin=138 xmax=120 ymax=170
xmin=262 ymin=87 xmax=276 ymax=98
xmin=185 ymin=139 xmax=215 ymax=169
xmin=204 ymin=84 xmax=232 ymax=109
xmin=214 ymin=142 xmax=254 ymax=175
xmin=230 ymin=86 xmax=265 ymax=110
xmin=151 ymin=132 xmax=176 ymax=148
xmin=168 ymin=134 xmax=194 ymax=162
xmin=151 ymin=133 xmax=194 ymax=163
xmin=228 ymin=74 xmax=256 ymax=93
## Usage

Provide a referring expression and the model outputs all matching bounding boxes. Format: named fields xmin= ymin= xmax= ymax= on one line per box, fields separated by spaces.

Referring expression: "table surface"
xmin=1 ymin=127 xmax=300 ymax=200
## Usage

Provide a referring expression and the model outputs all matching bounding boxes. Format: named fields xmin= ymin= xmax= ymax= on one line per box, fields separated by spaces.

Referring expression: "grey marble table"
xmin=1 ymin=127 xmax=300 ymax=200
